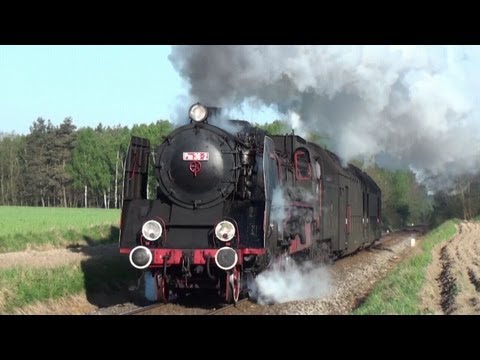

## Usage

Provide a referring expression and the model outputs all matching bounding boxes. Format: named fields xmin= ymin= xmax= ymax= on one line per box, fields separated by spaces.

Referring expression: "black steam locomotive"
xmin=119 ymin=103 xmax=381 ymax=303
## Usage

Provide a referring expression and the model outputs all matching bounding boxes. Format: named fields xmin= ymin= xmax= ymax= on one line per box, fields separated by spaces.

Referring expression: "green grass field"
xmin=354 ymin=219 xmax=458 ymax=315
xmin=0 ymin=206 xmax=121 ymax=253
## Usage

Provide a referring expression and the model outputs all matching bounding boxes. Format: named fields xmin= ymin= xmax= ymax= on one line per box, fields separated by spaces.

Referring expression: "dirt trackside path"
xmin=421 ymin=221 xmax=480 ymax=314
xmin=0 ymin=244 xmax=118 ymax=269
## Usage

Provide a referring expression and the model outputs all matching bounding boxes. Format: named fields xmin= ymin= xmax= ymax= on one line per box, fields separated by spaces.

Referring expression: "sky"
xmin=0 ymin=45 xmax=279 ymax=135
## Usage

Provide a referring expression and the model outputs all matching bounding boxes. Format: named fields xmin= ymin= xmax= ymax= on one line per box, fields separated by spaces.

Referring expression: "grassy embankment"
xmin=0 ymin=257 xmax=137 ymax=313
xmin=354 ymin=219 xmax=459 ymax=315
xmin=0 ymin=206 xmax=138 ymax=314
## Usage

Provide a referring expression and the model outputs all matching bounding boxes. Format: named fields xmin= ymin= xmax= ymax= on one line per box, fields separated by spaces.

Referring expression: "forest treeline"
xmin=1 ymin=118 xmax=478 ymax=229
xmin=0 ymin=117 xmax=172 ymax=210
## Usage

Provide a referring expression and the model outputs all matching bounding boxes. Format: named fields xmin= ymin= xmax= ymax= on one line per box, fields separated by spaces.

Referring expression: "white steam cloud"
xmin=253 ymin=186 xmax=332 ymax=304
xmin=169 ymin=45 xmax=480 ymax=190
xmin=253 ymin=259 xmax=332 ymax=304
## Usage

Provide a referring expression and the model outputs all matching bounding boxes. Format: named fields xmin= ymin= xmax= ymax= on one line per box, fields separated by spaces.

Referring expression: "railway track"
xmin=120 ymin=302 xmax=168 ymax=315
xmin=120 ymin=298 xmax=251 ymax=315
xmin=205 ymin=298 xmax=250 ymax=315
xmin=118 ymin=229 xmax=423 ymax=316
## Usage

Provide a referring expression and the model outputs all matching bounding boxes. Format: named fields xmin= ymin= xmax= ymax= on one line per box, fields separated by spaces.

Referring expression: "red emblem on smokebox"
xmin=189 ymin=161 xmax=202 ymax=177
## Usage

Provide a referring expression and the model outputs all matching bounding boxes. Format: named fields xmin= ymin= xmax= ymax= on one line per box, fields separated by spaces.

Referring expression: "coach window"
xmin=294 ymin=150 xmax=312 ymax=180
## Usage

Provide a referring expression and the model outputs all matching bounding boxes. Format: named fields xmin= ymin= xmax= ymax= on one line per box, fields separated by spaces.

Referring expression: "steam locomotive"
xmin=119 ymin=103 xmax=381 ymax=303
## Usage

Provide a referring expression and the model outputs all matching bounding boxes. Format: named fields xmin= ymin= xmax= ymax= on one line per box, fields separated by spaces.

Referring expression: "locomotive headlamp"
xmin=215 ymin=220 xmax=236 ymax=242
xmin=214 ymin=247 xmax=238 ymax=270
xmin=142 ymin=220 xmax=163 ymax=241
xmin=129 ymin=246 xmax=152 ymax=269
xmin=189 ymin=103 xmax=208 ymax=122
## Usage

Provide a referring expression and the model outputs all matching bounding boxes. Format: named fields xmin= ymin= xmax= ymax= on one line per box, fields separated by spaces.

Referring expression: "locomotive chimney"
xmin=206 ymin=106 xmax=222 ymax=119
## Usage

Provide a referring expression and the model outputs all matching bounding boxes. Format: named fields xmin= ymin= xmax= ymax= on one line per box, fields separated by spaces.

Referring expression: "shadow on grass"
xmin=75 ymin=226 xmax=146 ymax=308
xmin=82 ymin=226 xmax=119 ymax=247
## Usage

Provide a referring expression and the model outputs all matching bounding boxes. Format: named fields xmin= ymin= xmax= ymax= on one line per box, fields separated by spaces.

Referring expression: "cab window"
xmin=294 ymin=150 xmax=312 ymax=180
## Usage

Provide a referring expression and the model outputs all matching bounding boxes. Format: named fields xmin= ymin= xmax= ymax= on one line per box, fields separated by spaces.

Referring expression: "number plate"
xmin=183 ymin=152 xmax=209 ymax=161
